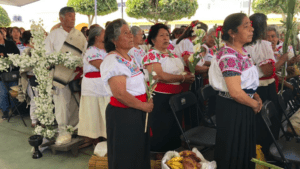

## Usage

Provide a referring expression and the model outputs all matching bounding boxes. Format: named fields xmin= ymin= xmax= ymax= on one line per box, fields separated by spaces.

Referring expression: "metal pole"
xmin=248 ymin=0 xmax=251 ymax=16
xmin=121 ymin=0 xmax=123 ymax=19
xmin=95 ymin=0 xmax=97 ymax=24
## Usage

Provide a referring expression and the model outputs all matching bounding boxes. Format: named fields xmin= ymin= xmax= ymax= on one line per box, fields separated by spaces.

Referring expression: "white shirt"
xmin=202 ymin=44 xmax=214 ymax=62
xmin=245 ymin=40 xmax=276 ymax=86
xmin=209 ymin=45 xmax=259 ymax=92
xmin=175 ymin=38 xmax=205 ymax=66
xmin=128 ymin=47 xmax=145 ymax=68
xmin=142 ymin=48 xmax=184 ymax=84
xmin=81 ymin=46 xmax=108 ymax=96
xmin=100 ymin=53 xmax=145 ymax=96
xmin=45 ymin=27 xmax=69 ymax=54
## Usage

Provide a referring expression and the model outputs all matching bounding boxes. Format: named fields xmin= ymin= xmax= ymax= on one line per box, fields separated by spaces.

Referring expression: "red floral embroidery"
xmin=167 ymin=44 xmax=175 ymax=50
xmin=143 ymin=56 xmax=148 ymax=63
xmin=182 ymin=51 xmax=191 ymax=57
xmin=227 ymin=58 xmax=236 ymax=67
xmin=219 ymin=61 xmax=225 ymax=70
xmin=149 ymin=53 xmax=156 ymax=60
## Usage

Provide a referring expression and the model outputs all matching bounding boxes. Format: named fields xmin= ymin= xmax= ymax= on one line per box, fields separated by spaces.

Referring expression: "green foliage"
xmin=252 ymin=0 xmax=300 ymax=15
xmin=126 ymin=0 xmax=198 ymax=23
xmin=67 ymin=0 xmax=118 ymax=16
xmin=0 ymin=6 xmax=11 ymax=27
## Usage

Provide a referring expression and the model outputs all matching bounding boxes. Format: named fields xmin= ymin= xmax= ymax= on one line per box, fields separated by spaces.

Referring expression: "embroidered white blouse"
xmin=100 ymin=53 xmax=145 ymax=96
xmin=209 ymin=45 xmax=259 ymax=92
xmin=128 ymin=47 xmax=145 ymax=68
xmin=142 ymin=48 xmax=184 ymax=84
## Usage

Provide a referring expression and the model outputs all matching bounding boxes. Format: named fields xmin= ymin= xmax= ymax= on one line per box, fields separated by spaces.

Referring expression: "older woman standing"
xmin=128 ymin=26 xmax=145 ymax=68
xmin=100 ymin=19 xmax=153 ymax=169
xmin=78 ymin=26 xmax=109 ymax=148
xmin=209 ymin=13 xmax=261 ymax=169
xmin=142 ymin=23 xmax=195 ymax=152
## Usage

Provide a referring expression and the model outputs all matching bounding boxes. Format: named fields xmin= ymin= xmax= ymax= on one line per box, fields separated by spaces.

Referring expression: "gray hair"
xmin=104 ymin=19 xmax=128 ymax=52
xmin=207 ymin=28 xmax=216 ymax=36
xmin=267 ymin=25 xmax=279 ymax=38
xmin=88 ymin=26 xmax=104 ymax=48
xmin=131 ymin=26 xmax=142 ymax=36
xmin=59 ymin=7 xmax=75 ymax=18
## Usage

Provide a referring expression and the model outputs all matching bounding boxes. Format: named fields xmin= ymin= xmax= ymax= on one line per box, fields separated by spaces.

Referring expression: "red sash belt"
xmin=110 ymin=93 xmax=147 ymax=108
xmin=259 ymin=60 xmax=278 ymax=92
xmin=147 ymin=82 xmax=182 ymax=94
xmin=85 ymin=72 xmax=101 ymax=78
xmin=74 ymin=67 xmax=83 ymax=80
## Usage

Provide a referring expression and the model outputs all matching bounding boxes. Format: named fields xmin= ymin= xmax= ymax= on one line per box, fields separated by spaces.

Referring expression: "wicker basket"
xmin=88 ymin=155 xmax=161 ymax=169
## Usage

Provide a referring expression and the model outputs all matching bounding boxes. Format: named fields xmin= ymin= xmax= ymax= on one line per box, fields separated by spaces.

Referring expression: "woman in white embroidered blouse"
xmin=142 ymin=23 xmax=195 ymax=152
xmin=175 ymin=21 xmax=209 ymax=92
xmin=244 ymin=14 xmax=287 ymax=156
xmin=209 ymin=13 xmax=261 ymax=169
xmin=77 ymin=26 xmax=109 ymax=148
xmin=100 ymin=19 xmax=153 ymax=169
xmin=128 ymin=26 xmax=145 ymax=68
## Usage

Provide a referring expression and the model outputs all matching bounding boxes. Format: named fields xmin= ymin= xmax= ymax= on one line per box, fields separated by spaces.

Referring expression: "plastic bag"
xmin=94 ymin=141 xmax=107 ymax=157
xmin=161 ymin=148 xmax=217 ymax=169
xmin=55 ymin=128 xmax=71 ymax=146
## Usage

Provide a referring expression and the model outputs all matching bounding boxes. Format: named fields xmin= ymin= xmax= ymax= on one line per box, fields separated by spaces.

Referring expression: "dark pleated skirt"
xmin=149 ymin=92 xmax=183 ymax=152
xmin=256 ymin=82 xmax=282 ymax=156
xmin=106 ymin=104 xmax=150 ymax=169
xmin=214 ymin=95 xmax=256 ymax=169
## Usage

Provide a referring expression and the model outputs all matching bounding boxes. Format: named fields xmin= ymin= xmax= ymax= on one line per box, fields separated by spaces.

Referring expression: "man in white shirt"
xmin=45 ymin=7 xmax=87 ymax=127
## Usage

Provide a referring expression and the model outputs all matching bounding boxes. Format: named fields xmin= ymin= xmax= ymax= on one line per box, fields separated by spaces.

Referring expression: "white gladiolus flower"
xmin=188 ymin=54 xmax=194 ymax=63
xmin=193 ymin=43 xmax=202 ymax=53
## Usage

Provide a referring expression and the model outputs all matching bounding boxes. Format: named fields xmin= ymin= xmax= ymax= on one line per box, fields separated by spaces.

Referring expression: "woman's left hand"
xmin=253 ymin=93 xmax=262 ymax=113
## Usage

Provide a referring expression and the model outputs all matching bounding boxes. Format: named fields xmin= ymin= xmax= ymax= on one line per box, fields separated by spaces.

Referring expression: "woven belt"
xmin=218 ymin=89 xmax=256 ymax=99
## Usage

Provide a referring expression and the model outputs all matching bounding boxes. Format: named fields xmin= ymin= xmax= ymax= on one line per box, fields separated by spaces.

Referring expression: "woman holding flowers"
xmin=175 ymin=21 xmax=209 ymax=92
xmin=245 ymin=13 xmax=285 ymax=156
xmin=209 ymin=13 xmax=261 ymax=169
xmin=100 ymin=19 xmax=153 ymax=169
xmin=78 ymin=26 xmax=109 ymax=148
xmin=142 ymin=23 xmax=195 ymax=152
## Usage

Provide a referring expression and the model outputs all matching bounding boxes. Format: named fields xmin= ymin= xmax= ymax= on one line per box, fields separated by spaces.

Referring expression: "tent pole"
xmin=248 ymin=0 xmax=251 ymax=16
xmin=95 ymin=0 xmax=97 ymax=24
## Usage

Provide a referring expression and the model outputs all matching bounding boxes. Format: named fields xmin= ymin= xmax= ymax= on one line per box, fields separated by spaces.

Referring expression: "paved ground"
xmin=0 ymin=111 xmax=93 ymax=169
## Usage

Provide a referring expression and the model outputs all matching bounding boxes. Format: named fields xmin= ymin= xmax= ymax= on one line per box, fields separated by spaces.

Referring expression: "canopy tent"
xmin=0 ymin=0 xmax=39 ymax=7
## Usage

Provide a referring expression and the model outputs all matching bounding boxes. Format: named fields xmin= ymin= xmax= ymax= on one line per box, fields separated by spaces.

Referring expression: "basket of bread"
xmin=162 ymin=148 xmax=217 ymax=169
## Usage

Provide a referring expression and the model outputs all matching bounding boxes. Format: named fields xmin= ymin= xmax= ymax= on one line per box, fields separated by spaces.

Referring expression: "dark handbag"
xmin=1 ymin=71 xmax=20 ymax=82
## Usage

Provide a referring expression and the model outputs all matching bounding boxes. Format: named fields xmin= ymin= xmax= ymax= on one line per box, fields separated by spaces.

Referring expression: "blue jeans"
xmin=0 ymin=81 xmax=18 ymax=116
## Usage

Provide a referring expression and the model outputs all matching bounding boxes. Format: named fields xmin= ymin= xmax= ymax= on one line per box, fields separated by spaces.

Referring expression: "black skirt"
xmin=149 ymin=92 xmax=183 ymax=152
xmin=256 ymin=82 xmax=282 ymax=156
xmin=106 ymin=104 xmax=150 ymax=169
xmin=214 ymin=95 xmax=256 ymax=169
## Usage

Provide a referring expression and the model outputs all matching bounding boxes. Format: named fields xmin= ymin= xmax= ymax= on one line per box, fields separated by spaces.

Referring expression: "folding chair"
xmin=261 ymin=101 xmax=300 ymax=169
xmin=197 ymin=85 xmax=217 ymax=128
xmin=169 ymin=91 xmax=216 ymax=151
xmin=68 ymin=79 xmax=81 ymax=107
xmin=1 ymin=71 xmax=27 ymax=126
xmin=278 ymin=91 xmax=300 ymax=141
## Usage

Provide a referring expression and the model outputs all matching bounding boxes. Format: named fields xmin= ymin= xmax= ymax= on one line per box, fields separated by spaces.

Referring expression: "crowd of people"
xmin=1 ymin=6 xmax=300 ymax=169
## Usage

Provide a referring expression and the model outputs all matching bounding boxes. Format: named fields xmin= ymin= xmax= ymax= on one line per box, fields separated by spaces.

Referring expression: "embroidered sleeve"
xmin=218 ymin=56 xmax=242 ymax=73
xmin=142 ymin=49 xmax=161 ymax=66
xmin=259 ymin=59 xmax=275 ymax=67
xmin=182 ymin=51 xmax=192 ymax=57
xmin=222 ymin=71 xmax=241 ymax=77
xmin=86 ymin=47 xmax=105 ymax=62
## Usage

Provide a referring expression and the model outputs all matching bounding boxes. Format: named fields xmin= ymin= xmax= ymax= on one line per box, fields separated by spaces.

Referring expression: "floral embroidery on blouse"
xmin=142 ymin=48 xmax=178 ymax=66
xmin=167 ymin=43 xmax=175 ymax=50
xmin=86 ymin=46 xmax=105 ymax=62
xmin=182 ymin=51 xmax=192 ymax=57
xmin=116 ymin=55 xmax=141 ymax=76
xmin=216 ymin=46 xmax=253 ymax=73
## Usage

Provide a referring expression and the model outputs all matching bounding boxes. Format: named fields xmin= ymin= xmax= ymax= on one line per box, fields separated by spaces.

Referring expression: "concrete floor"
xmin=0 ymin=111 xmax=94 ymax=169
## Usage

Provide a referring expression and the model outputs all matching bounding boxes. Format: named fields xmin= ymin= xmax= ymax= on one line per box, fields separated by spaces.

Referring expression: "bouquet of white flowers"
xmin=188 ymin=23 xmax=206 ymax=74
